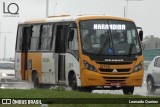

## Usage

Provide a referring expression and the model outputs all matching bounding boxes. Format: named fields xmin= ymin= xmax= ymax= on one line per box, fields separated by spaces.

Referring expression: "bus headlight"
xmin=0 ymin=72 xmax=7 ymax=77
xmin=134 ymin=61 xmax=143 ymax=72
xmin=84 ymin=60 xmax=97 ymax=72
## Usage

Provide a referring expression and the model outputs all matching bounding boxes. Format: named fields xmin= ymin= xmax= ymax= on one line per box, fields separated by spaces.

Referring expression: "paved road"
xmin=0 ymin=81 xmax=34 ymax=89
xmin=1 ymin=61 xmax=160 ymax=96
xmin=1 ymin=75 xmax=160 ymax=96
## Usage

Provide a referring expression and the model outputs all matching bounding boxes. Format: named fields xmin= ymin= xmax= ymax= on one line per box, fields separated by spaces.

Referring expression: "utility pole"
xmin=4 ymin=35 xmax=6 ymax=60
xmin=0 ymin=22 xmax=13 ymax=60
xmin=46 ymin=0 xmax=49 ymax=18
xmin=54 ymin=2 xmax=57 ymax=16
xmin=0 ymin=32 xmax=12 ymax=60
xmin=124 ymin=0 xmax=143 ymax=18
xmin=0 ymin=21 xmax=1 ymax=38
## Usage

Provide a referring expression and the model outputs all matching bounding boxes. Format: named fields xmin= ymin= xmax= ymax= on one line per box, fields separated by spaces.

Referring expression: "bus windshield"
xmin=80 ymin=19 xmax=141 ymax=56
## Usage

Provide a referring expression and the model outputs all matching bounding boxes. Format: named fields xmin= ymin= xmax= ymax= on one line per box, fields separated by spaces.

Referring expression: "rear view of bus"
xmin=78 ymin=16 xmax=144 ymax=94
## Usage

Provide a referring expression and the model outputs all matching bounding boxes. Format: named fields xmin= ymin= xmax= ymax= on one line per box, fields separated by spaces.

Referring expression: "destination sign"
xmin=93 ymin=24 xmax=126 ymax=30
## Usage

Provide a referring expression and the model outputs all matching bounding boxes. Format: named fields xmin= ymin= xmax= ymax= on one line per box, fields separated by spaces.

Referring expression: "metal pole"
xmin=54 ymin=2 xmax=57 ymax=16
xmin=4 ymin=35 xmax=6 ymax=60
xmin=0 ymin=21 xmax=12 ymax=60
xmin=0 ymin=21 xmax=1 ymax=39
xmin=46 ymin=0 xmax=49 ymax=18
xmin=124 ymin=0 xmax=143 ymax=18
xmin=124 ymin=6 xmax=126 ymax=17
xmin=54 ymin=3 xmax=55 ymax=16
xmin=126 ymin=0 xmax=128 ymax=17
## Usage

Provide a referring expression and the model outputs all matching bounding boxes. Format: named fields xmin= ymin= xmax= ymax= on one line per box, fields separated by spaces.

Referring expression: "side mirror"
xmin=139 ymin=30 xmax=143 ymax=41
xmin=137 ymin=27 xmax=143 ymax=41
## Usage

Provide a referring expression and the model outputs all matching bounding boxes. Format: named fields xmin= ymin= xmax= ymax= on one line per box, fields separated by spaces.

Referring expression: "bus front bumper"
xmin=81 ymin=69 xmax=144 ymax=87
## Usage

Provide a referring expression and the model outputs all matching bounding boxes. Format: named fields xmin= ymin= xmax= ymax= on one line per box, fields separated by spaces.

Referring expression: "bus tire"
xmin=69 ymin=73 xmax=77 ymax=90
xmin=122 ymin=86 xmax=134 ymax=95
xmin=147 ymin=77 xmax=156 ymax=93
xmin=33 ymin=73 xmax=39 ymax=88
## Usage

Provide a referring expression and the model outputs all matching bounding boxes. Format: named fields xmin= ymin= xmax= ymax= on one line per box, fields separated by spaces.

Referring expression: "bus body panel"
xmin=42 ymin=53 xmax=56 ymax=84
xmin=65 ymin=53 xmax=80 ymax=86
xmin=15 ymin=52 xmax=22 ymax=80
xmin=27 ymin=52 xmax=42 ymax=82
xmin=80 ymin=54 xmax=144 ymax=87
xmin=26 ymin=52 xmax=57 ymax=84
xmin=81 ymin=69 xmax=143 ymax=86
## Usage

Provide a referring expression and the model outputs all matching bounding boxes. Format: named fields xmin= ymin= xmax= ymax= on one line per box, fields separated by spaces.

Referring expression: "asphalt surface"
xmin=0 ymin=81 xmax=34 ymax=89
xmin=1 ymin=74 xmax=160 ymax=96
xmin=1 ymin=61 xmax=160 ymax=96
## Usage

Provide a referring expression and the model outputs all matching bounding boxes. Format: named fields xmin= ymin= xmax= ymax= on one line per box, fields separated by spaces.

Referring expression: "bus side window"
xmin=40 ymin=24 xmax=53 ymax=50
xmin=68 ymin=28 xmax=78 ymax=51
xmin=29 ymin=25 xmax=41 ymax=51
xmin=55 ymin=25 xmax=68 ymax=53
xmin=22 ymin=27 xmax=31 ymax=52
xmin=16 ymin=25 xmax=23 ymax=51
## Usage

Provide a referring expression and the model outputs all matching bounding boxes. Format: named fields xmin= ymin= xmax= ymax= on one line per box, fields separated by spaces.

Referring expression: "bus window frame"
xmin=17 ymin=22 xmax=78 ymax=54
xmin=29 ymin=24 xmax=41 ymax=51
xmin=78 ymin=19 xmax=142 ymax=60
xmin=52 ymin=22 xmax=79 ymax=59
xmin=25 ymin=22 xmax=54 ymax=52
xmin=67 ymin=27 xmax=79 ymax=59
xmin=40 ymin=23 xmax=54 ymax=51
xmin=54 ymin=22 xmax=69 ymax=53
xmin=15 ymin=25 xmax=23 ymax=52
xmin=15 ymin=24 xmax=32 ymax=52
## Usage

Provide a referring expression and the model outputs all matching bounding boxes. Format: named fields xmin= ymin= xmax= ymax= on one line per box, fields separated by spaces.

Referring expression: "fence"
xmin=0 ymin=58 xmax=14 ymax=62
xmin=143 ymin=48 xmax=160 ymax=61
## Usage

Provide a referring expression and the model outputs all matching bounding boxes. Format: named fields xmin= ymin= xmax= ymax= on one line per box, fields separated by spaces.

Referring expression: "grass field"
xmin=0 ymin=88 xmax=160 ymax=107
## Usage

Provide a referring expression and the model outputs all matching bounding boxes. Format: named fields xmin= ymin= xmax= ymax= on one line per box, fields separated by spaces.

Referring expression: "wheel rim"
xmin=147 ymin=79 xmax=152 ymax=92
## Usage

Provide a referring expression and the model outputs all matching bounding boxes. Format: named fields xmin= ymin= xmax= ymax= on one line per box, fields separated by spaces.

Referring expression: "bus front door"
xmin=21 ymin=27 xmax=30 ymax=80
xmin=55 ymin=25 xmax=67 ymax=83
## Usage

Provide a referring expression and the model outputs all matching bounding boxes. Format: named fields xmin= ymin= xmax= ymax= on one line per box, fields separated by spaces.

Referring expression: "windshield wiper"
xmin=98 ymin=22 xmax=114 ymax=55
xmin=98 ymin=35 xmax=110 ymax=55
xmin=128 ymin=33 xmax=135 ymax=56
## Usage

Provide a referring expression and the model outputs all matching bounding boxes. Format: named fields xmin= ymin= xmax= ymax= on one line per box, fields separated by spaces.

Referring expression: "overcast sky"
xmin=0 ymin=0 xmax=159 ymax=58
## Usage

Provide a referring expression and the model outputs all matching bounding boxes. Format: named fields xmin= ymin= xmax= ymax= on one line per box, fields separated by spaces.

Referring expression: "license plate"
xmin=111 ymin=82 xmax=121 ymax=86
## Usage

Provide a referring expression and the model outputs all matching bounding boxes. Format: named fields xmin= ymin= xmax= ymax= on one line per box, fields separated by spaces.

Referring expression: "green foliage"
xmin=0 ymin=89 xmax=158 ymax=98
xmin=0 ymin=89 xmax=160 ymax=107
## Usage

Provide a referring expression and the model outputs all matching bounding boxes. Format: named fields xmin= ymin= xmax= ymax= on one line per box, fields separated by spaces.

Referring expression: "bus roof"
xmin=18 ymin=15 xmax=133 ymax=24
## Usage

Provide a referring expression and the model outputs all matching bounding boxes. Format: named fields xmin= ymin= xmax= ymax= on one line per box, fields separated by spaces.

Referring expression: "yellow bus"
xmin=15 ymin=15 xmax=144 ymax=94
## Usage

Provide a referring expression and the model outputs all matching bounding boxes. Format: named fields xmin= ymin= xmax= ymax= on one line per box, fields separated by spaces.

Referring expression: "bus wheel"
xmin=122 ymin=86 xmax=134 ymax=95
xmin=147 ymin=77 xmax=156 ymax=93
xmin=33 ymin=74 xmax=39 ymax=88
xmin=70 ymin=73 xmax=77 ymax=90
